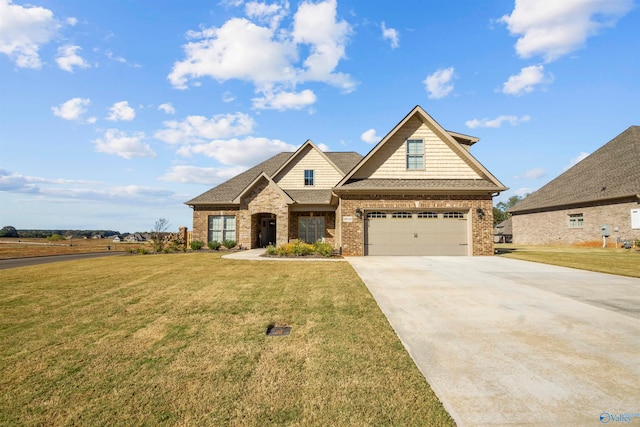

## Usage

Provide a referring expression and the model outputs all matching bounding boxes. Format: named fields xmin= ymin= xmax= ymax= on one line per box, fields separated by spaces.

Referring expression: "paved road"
xmin=0 ymin=252 xmax=124 ymax=270
xmin=347 ymin=256 xmax=640 ymax=427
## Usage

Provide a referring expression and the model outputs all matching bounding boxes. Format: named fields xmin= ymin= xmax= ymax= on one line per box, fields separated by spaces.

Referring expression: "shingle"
xmin=325 ymin=152 xmax=363 ymax=174
xmin=185 ymin=152 xmax=293 ymax=205
xmin=285 ymin=189 xmax=334 ymax=204
xmin=510 ymin=126 xmax=640 ymax=213
xmin=337 ymin=178 xmax=504 ymax=191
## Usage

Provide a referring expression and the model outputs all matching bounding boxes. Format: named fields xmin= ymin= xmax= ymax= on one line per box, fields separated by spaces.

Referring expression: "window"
xmin=299 ymin=216 xmax=325 ymax=243
xmin=392 ymin=212 xmax=412 ymax=218
xmin=366 ymin=212 xmax=387 ymax=219
xmin=569 ymin=213 xmax=584 ymax=228
xmin=443 ymin=212 xmax=465 ymax=219
xmin=406 ymin=139 xmax=424 ymax=170
xmin=208 ymin=215 xmax=236 ymax=242
xmin=418 ymin=212 xmax=438 ymax=219
xmin=304 ymin=169 xmax=314 ymax=186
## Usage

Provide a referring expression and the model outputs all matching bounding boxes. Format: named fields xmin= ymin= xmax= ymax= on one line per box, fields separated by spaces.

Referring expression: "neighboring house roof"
xmin=510 ymin=126 xmax=640 ymax=214
xmin=335 ymin=105 xmax=507 ymax=193
xmin=494 ymin=217 xmax=513 ymax=235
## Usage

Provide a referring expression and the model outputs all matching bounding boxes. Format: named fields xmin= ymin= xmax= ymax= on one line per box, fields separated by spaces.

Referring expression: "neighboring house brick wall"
xmin=339 ymin=194 xmax=494 ymax=256
xmin=512 ymin=199 xmax=640 ymax=245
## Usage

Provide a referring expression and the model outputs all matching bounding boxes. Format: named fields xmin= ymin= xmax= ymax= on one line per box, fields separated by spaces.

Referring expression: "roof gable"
xmin=273 ymin=140 xmax=344 ymax=188
xmin=510 ymin=126 xmax=640 ymax=213
xmin=336 ymin=105 xmax=507 ymax=190
xmin=233 ymin=172 xmax=293 ymax=204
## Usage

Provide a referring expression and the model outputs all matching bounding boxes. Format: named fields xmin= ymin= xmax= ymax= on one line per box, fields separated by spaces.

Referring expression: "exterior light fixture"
xmin=476 ymin=208 xmax=485 ymax=219
xmin=355 ymin=208 xmax=363 ymax=219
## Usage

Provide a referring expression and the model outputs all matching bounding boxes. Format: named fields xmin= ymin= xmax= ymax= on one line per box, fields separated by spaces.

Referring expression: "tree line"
xmin=0 ymin=227 xmax=121 ymax=239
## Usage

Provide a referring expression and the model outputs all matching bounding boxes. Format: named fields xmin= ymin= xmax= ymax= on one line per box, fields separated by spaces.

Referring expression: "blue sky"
xmin=1 ymin=0 xmax=638 ymax=233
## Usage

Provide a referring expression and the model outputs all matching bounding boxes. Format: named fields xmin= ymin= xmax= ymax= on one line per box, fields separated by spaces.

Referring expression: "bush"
xmin=47 ymin=234 xmax=64 ymax=241
xmin=314 ymin=241 xmax=334 ymax=257
xmin=137 ymin=247 xmax=148 ymax=255
xmin=208 ymin=240 xmax=221 ymax=250
xmin=222 ymin=239 xmax=236 ymax=249
xmin=190 ymin=240 xmax=204 ymax=250
xmin=265 ymin=245 xmax=277 ymax=255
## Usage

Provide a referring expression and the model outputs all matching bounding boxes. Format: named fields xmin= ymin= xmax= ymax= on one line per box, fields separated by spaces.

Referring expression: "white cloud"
xmin=465 ymin=114 xmax=531 ymax=129
xmin=93 ymin=129 xmax=155 ymax=159
xmin=0 ymin=0 xmax=60 ymax=68
xmin=252 ymin=89 xmax=317 ymax=110
xmin=502 ymin=65 xmax=550 ymax=95
xmin=56 ymin=44 xmax=89 ymax=72
xmin=159 ymin=165 xmax=247 ymax=184
xmin=107 ymin=101 xmax=136 ymax=121
xmin=499 ymin=0 xmax=633 ymax=62
xmin=177 ymin=137 xmax=296 ymax=167
xmin=361 ymin=128 xmax=381 ymax=144
xmin=222 ymin=91 xmax=236 ymax=103
xmin=168 ymin=0 xmax=354 ymax=109
xmin=158 ymin=103 xmax=176 ymax=115
xmin=51 ymin=97 xmax=91 ymax=121
xmin=518 ymin=168 xmax=547 ymax=179
xmin=154 ymin=113 xmax=255 ymax=144
xmin=564 ymin=151 xmax=590 ymax=170
xmin=66 ymin=17 xmax=78 ymax=26
xmin=381 ymin=22 xmax=399 ymax=49
xmin=245 ymin=1 xmax=288 ymax=29
xmin=424 ymin=67 xmax=455 ymax=99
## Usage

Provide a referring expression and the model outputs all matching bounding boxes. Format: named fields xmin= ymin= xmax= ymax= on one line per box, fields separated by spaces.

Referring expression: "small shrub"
xmin=635 ymin=239 xmax=640 ymax=248
xmin=314 ymin=241 xmax=334 ymax=257
xmin=292 ymin=241 xmax=314 ymax=256
xmin=126 ymin=247 xmax=138 ymax=254
xmin=208 ymin=240 xmax=221 ymax=250
xmin=190 ymin=240 xmax=204 ymax=251
xmin=137 ymin=247 xmax=148 ymax=255
xmin=222 ymin=239 xmax=236 ymax=249
xmin=265 ymin=245 xmax=277 ymax=255
xmin=47 ymin=234 xmax=64 ymax=241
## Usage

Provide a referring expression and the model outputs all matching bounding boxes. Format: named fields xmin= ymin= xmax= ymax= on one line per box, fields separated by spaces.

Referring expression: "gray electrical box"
xmin=601 ymin=224 xmax=611 ymax=237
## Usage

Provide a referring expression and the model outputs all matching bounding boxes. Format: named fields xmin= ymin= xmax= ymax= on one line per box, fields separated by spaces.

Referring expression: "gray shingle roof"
xmin=185 ymin=152 xmax=293 ymax=205
xmin=336 ymin=178 xmax=505 ymax=191
xmin=510 ymin=126 xmax=640 ymax=213
xmin=185 ymin=151 xmax=363 ymax=206
xmin=325 ymin=152 xmax=363 ymax=174
xmin=284 ymin=190 xmax=334 ymax=204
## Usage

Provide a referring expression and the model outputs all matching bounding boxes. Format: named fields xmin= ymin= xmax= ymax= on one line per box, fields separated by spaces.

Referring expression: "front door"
xmin=260 ymin=218 xmax=276 ymax=247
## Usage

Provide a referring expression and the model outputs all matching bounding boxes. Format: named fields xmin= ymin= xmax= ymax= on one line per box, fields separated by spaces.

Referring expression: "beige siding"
xmin=353 ymin=116 xmax=481 ymax=180
xmin=274 ymin=145 xmax=343 ymax=189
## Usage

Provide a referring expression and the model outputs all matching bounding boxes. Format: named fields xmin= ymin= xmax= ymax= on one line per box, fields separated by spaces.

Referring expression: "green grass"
xmin=496 ymin=244 xmax=640 ymax=278
xmin=0 ymin=253 xmax=453 ymax=426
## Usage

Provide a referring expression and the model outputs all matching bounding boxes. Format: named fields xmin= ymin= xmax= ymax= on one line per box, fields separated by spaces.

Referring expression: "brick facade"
xmin=511 ymin=199 xmax=640 ymax=245
xmin=289 ymin=211 xmax=337 ymax=246
xmin=339 ymin=194 xmax=494 ymax=256
xmin=191 ymin=206 xmax=239 ymax=243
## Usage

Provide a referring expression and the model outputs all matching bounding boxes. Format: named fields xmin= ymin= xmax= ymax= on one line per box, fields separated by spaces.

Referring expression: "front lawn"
xmin=496 ymin=244 xmax=640 ymax=278
xmin=0 ymin=253 xmax=453 ymax=426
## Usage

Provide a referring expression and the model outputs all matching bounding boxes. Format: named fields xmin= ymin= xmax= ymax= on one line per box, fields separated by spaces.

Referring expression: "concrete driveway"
xmin=347 ymin=256 xmax=640 ymax=426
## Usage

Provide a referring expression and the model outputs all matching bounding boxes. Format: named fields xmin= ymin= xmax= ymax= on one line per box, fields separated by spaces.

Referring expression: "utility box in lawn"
xmin=601 ymin=224 xmax=611 ymax=237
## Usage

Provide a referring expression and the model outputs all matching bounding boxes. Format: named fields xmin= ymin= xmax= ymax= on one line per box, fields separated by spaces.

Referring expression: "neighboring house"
xmin=112 ymin=236 xmax=121 ymax=242
xmin=186 ymin=106 xmax=507 ymax=256
xmin=494 ymin=217 xmax=513 ymax=243
xmin=509 ymin=126 xmax=640 ymax=245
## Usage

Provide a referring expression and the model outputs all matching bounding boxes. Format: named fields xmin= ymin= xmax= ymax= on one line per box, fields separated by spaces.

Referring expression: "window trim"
xmin=366 ymin=212 xmax=387 ymax=219
xmin=392 ymin=212 xmax=413 ymax=219
xmin=417 ymin=212 xmax=439 ymax=219
xmin=298 ymin=216 xmax=325 ymax=243
xmin=406 ymin=139 xmax=424 ymax=170
xmin=304 ymin=169 xmax=314 ymax=186
xmin=208 ymin=215 xmax=236 ymax=242
xmin=443 ymin=212 xmax=465 ymax=219
xmin=568 ymin=213 xmax=584 ymax=229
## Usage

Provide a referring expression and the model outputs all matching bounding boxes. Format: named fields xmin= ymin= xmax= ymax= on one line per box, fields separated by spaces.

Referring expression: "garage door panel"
xmin=365 ymin=212 xmax=468 ymax=256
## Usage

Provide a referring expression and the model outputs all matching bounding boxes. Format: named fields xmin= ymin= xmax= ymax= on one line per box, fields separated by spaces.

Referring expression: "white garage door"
xmin=364 ymin=211 xmax=469 ymax=256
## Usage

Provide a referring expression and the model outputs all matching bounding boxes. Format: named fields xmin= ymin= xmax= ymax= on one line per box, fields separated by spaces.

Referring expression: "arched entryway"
xmin=252 ymin=213 xmax=277 ymax=247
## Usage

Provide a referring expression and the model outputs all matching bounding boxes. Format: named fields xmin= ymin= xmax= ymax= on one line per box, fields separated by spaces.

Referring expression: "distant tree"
xmin=493 ymin=195 xmax=528 ymax=225
xmin=0 ymin=226 xmax=19 ymax=238
xmin=151 ymin=218 xmax=170 ymax=253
